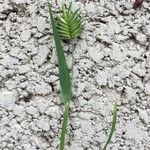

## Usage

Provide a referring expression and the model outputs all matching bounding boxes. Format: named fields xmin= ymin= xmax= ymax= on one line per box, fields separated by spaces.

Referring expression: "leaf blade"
xmin=103 ymin=100 xmax=117 ymax=150
xmin=48 ymin=4 xmax=72 ymax=105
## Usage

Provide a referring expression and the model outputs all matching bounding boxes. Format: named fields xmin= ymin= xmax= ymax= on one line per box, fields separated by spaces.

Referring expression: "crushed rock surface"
xmin=0 ymin=0 xmax=150 ymax=150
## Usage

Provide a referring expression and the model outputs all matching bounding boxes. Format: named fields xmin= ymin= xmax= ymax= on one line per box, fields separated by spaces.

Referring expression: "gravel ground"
xmin=0 ymin=0 xmax=150 ymax=150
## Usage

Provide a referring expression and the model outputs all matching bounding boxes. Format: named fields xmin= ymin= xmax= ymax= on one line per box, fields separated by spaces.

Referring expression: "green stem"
xmin=59 ymin=36 xmax=76 ymax=150
xmin=103 ymin=101 xmax=117 ymax=150
xmin=60 ymin=103 xmax=70 ymax=150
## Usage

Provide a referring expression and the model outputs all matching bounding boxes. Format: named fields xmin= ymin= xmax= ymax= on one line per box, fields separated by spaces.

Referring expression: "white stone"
xmin=125 ymin=50 xmax=142 ymax=59
xmin=26 ymin=106 xmax=38 ymax=116
xmin=37 ymin=101 xmax=49 ymax=114
xmin=76 ymin=82 xmax=85 ymax=96
xmin=33 ymin=81 xmax=52 ymax=95
xmin=33 ymin=46 xmax=49 ymax=66
xmin=69 ymin=142 xmax=83 ymax=150
xmin=145 ymin=83 xmax=150 ymax=95
xmin=13 ymin=105 xmax=25 ymax=116
xmin=23 ymin=144 xmax=32 ymax=150
xmin=9 ymin=47 xmax=28 ymax=60
xmin=20 ymin=29 xmax=31 ymax=42
xmin=45 ymin=106 xmax=61 ymax=118
xmin=28 ymin=4 xmax=37 ymax=14
xmin=124 ymin=121 xmax=146 ymax=143
xmin=37 ymin=17 xmax=46 ymax=32
xmin=10 ymin=0 xmax=23 ymax=4
xmin=88 ymin=47 xmax=104 ymax=63
xmin=18 ymin=64 xmax=31 ymax=74
xmin=125 ymin=87 xmax=137 ymax=101
xmin=132 ymin=63 xmax=146 ymax=77
xmin=138 ymin=109 xmax=149 ymax=123
xmin=96 ymin=70 xmax=107 ymax=86
xmin=136 ymin=33 xmax=147 ymax=45
xmin=0 ymin=90 xmax=17 ymax=110
xmin=85 ymin=2 xmax=97 ymax=13
xmin=49 ymin=75 xmax=58 ymax=82
xmin=10 ymin=47 xmax=20 ymax=57
xmin=36 ymin=118 xmax=50 ymax=131
xmin=0 ymin=54 xmax=19 ymax=68
xmin=143 ymin=25 xmax=150 ymax=37
xmin=111 ymin=43 xmax=124 ymax=62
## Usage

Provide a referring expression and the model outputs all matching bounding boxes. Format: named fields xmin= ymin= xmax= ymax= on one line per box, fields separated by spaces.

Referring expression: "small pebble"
xmin=20 ymin=29 xmax=31 ymax=42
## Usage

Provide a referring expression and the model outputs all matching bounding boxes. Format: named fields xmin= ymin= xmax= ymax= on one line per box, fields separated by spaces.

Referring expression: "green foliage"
xmin=48 ymin=4 xmax=72 ymax=106
xmin=48 ymin=3 xmax=72 ymax=150
xmin=103 ymin=101 xmax=117 ymax=150
xmin=60 ymin=104 xmax=70 ymax=150
xmin=57 ymin=2 xmax=84 ymax=40
xmin=48 ymin=2 xmax=117 ymax=150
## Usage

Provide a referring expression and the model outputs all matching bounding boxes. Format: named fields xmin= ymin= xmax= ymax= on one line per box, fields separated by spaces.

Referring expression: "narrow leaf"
xmin=103 ymin=101 xmax=117 ymax=150
xmin=48 ymin=4 xmax=72 ymax=105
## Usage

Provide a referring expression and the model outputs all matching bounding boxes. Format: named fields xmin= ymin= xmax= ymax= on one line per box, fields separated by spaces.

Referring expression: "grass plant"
xmin=48 ymin=2 xmax=117 ymax=150
xmin=48 ymin=5 xmax=72 ymax=150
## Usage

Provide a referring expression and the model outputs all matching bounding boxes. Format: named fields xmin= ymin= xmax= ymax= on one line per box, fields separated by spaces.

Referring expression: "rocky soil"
xmin=0 ymin=0 xmax=150 ymax=150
